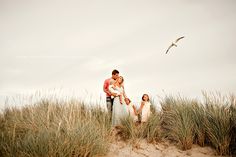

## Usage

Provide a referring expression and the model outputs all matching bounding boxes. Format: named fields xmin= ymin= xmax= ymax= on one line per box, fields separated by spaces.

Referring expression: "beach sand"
xmin=104 ymin=140 xmax=227 ymax=157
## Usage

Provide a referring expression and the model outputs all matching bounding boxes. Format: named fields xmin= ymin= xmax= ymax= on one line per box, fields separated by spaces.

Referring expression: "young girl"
xmin=137 ymin=94 xmax=151 ymax=123
xmin=109 ymin=83 xmax=123 ymax=104
xmin=124 ymin=98 xmax=138 ymax=122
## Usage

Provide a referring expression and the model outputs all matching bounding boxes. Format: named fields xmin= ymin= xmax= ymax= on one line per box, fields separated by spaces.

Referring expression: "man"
xmin=103 ymin=69 xmax=119 ymax=114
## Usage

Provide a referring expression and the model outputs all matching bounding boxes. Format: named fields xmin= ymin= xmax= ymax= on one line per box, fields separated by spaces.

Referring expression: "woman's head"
xmin=142 ymin=94 xmax=149 ymax=102
xmin=116 ymin=76 xmax=124 ymax=84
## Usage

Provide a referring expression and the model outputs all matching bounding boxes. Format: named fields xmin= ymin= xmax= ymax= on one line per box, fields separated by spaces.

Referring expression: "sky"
xmin=1 ymin=0 xmax=236 ymax=109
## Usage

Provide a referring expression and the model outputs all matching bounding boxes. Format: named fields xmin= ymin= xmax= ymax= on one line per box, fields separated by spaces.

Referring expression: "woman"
xmin=109 ymin=76 xmax=128 ymax=126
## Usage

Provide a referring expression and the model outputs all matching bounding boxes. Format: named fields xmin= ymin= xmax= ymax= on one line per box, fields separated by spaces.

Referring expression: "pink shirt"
xmin=103 ymin=78 xmax=112 ymax=97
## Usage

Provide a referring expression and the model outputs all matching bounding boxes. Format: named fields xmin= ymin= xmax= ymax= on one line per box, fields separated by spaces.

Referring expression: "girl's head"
xmin=142 ymin=94 xmax=149 ymax=102
xmin=116 ymin=76 xmax=124 ymax=84
xmin=124 ymin=98 xmax=131 ymax=105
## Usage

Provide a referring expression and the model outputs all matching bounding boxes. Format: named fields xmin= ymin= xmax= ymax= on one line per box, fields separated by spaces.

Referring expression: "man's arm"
xmin=103 ymin=80 xmax=111 ymax=95
xmin=104 ymin=80 xmax=118 ymax=97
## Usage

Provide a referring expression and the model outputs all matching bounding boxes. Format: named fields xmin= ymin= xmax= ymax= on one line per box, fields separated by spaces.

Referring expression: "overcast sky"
xmin=1 ymin=0 xmax=236 ymax=109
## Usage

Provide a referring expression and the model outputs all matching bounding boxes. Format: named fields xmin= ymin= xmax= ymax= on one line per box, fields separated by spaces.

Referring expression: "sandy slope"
xmin=104 ymin=140 xmax=227 ymax=157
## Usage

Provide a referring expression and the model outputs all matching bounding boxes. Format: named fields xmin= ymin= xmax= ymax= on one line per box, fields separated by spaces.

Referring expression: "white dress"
xmin=111 ymin=86 xmax=128 ymax=126
xmin=108 ymin=85 xmax=121 ymax=99
xmin=141 ymin=101 xmax=151 ymax=122
xmin=127 ymin=103 xmax=138 ymax=122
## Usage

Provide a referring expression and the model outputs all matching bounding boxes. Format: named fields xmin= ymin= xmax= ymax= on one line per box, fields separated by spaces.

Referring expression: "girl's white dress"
xmin=127 ymin=103 xmax=138 ymax=122
xmin=141 ymin=101 xmax=151 ymax=122
xmin=109 ymin=85 xmax=128 ymax=126
xmin=108 ymin=85 xmax=121 ymax=99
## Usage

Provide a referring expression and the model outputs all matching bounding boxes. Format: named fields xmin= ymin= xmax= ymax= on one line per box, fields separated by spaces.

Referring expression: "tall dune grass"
xmin=0 ymin=92 xmax=236 ymax=156
xmin=119 ymin=113 xmax=161 ymax=143
xmin=118 ymin=113 xmax=161 ymax=149
xmin=160 ymin=96 xmax=195 ymax=150
xmin=159 ymin=93 xmax=236 ymax=155
xmin=0 ymin=99 xmax=110 ymax=157
xmin=191 ymin=101 xmax=206 ymax=147
xmin=119 ymin=116 xmax=139 ymax=141
xmin=141 ymin=113 xmax=161 ymax=143
xmin=203 ymin=93 xmax=234 ymax=155
xmin=230 ymin=95 xmax=236 ymax=155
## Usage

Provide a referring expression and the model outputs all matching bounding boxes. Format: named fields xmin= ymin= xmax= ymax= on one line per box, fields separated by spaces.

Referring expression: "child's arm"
xmin=132 ymin=105 xmax=138 ymax=115
xmin=137 ymin=101 xmax=145 ymax=114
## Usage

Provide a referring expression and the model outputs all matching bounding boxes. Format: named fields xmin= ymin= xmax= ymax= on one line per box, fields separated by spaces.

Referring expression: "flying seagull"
xmin=165 ymin=36 xmax=185 ymax=54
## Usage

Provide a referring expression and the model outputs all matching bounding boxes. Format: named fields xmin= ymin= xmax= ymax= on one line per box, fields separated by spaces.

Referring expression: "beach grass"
xmin=0 ymin=92 xmax=236 ymax=156
xmin=160 ymin=96 xmax=195 ymax=150
xmin=0 ymin=99 xmax=110 ymax=157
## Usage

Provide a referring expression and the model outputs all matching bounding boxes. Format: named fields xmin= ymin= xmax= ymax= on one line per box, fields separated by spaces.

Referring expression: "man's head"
xmin=111 ymin=69 xmax=119 ymax=80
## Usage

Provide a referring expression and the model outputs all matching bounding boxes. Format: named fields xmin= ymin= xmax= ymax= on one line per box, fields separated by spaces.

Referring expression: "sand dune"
xmin=104 ymin=140 xmax=226 ymax=157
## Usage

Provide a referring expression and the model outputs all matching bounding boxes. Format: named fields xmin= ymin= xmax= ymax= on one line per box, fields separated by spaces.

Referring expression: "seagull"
xmin=165 ymin=36 xmax=185 ymax=54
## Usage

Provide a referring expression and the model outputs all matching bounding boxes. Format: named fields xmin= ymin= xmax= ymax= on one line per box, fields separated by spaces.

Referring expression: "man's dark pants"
xmin=106 ymin=96 xmax=114 ymax=115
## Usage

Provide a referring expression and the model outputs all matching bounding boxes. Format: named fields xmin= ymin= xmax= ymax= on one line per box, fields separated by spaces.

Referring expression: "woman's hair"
xmin=142 ymin=94 xmax=150 ymax=101
xmin=119 ymin=76 xmax=124 ymax=84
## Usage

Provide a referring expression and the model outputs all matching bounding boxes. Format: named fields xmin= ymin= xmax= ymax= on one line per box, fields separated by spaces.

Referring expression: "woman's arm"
xmin=121 ymin=84 xmax=128 ymax=98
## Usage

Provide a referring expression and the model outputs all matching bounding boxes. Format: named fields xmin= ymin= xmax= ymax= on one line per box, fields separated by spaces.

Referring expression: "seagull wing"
xmin=165 ymin=44 xmax=174 ymax=54
xmin=175 ymin=36 xmax=185 ymax=43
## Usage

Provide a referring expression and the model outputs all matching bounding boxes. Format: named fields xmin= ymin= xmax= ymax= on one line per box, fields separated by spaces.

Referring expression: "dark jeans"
xmin=106 ymin=96 xmax=114 ymax=114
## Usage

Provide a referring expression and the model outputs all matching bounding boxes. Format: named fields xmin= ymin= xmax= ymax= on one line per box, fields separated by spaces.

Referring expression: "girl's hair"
xmin=142 ymin=94 xmax=150 ymax=101
xmin=125 ymin=98 xmax=131 ymax=103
